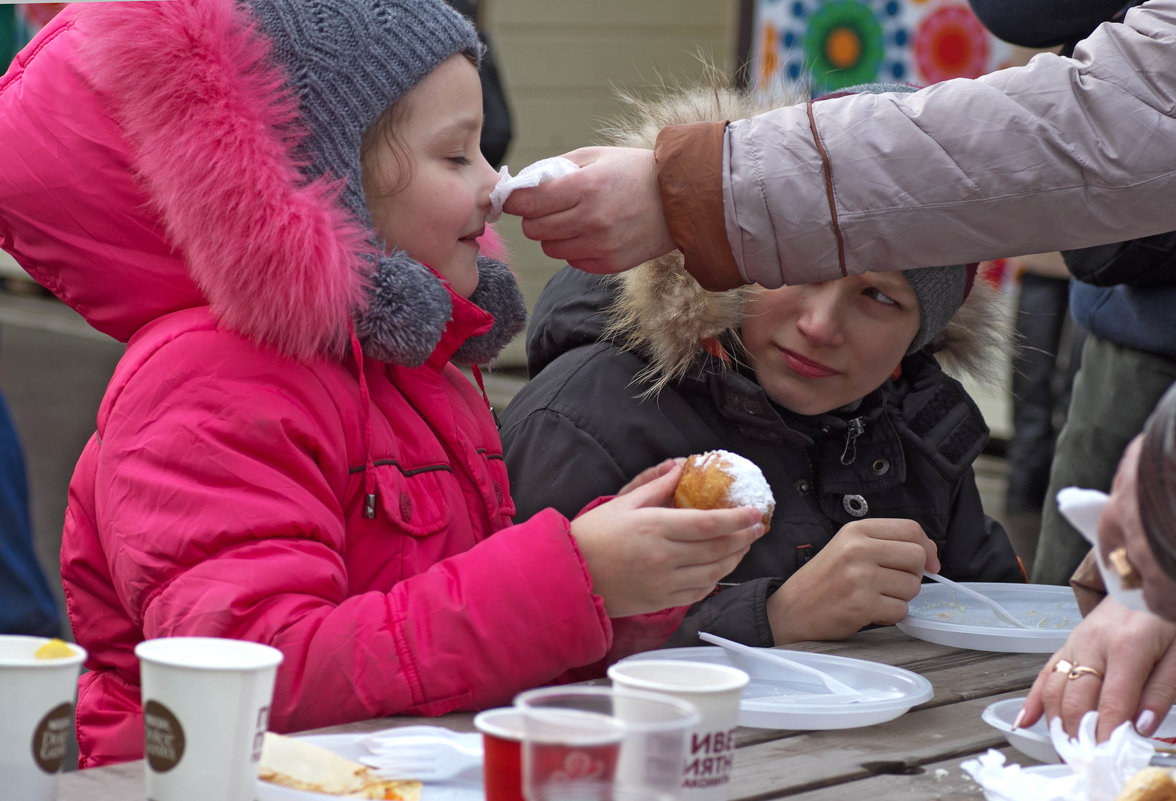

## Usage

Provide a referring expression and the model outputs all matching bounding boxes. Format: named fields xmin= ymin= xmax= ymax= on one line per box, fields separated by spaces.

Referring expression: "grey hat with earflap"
xmin=813 ymin=82 xmax=975 ymax=355
xmin=246 ymin=0 xmax=525 ymax=366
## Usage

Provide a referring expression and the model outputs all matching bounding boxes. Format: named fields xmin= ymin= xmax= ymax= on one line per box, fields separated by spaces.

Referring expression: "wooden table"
xmin=56 ymin=626 xmax=1051 ymax=800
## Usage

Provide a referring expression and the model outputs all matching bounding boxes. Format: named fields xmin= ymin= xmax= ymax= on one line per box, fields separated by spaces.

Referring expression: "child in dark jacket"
xmin=500 ymin=84 xmax=1023 ymax=648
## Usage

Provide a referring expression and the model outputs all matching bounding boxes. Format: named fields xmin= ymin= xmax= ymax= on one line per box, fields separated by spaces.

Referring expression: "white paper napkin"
xmin=1055 ymin=487 xmax=1148 ymax=612
xmin=487 ymin=156 xmax=580 ymax=222
xmin=962 ymin=712 xmax=1156 ymax=801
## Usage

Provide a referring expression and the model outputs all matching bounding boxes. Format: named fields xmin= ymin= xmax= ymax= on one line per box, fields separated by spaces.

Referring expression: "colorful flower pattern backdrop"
xmin=751 ymin=0 xmax=1018 ymax=94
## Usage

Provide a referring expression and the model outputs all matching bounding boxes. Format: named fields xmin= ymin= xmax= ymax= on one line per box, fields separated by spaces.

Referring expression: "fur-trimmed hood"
xmin=591 ymin=84 xmax=1007 ymax=395
xmin=0 ymin=0 xmax=523 ymax=367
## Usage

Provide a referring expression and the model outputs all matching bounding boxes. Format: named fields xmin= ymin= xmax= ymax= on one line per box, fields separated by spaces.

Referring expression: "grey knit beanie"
xmin=245 ymin=0 xmax=524 ymax=366
xmin=901 ymin=263 xmax=972 ymax=353
xmin=813 ymin=82 xmax=972 ymax=354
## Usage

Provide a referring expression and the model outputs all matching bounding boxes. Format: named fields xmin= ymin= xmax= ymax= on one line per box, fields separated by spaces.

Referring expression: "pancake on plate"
xmin=259 ymin=732 xmax=422 ymax=800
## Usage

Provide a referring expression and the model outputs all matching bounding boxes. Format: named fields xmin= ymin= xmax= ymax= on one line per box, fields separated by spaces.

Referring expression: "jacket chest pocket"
xmin=373 ymin=464 xmax=455 ymax=537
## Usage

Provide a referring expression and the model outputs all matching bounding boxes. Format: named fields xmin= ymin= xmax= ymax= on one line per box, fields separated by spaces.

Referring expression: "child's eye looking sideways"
xmin=864 ymin=287 xmax=900 ymax=307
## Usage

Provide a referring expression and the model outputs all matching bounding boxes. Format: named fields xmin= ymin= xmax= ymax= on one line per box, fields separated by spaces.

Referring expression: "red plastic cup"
xmin=475 ymin=707 xmax=526 ymax=801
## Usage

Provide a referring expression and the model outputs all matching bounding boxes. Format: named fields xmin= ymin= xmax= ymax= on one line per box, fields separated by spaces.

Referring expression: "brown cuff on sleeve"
xmin=1069 ymin=551 xmax=1106 ymax=617
xmin=654 ymin=122 xmax=744 ymax=292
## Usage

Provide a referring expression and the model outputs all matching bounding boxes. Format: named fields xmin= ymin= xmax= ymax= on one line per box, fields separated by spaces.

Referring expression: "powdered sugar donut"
xmin=1116 ymin=767 xmax=1176 ymax=801
xmin=673 ymin=450 xmax=775 ymax=526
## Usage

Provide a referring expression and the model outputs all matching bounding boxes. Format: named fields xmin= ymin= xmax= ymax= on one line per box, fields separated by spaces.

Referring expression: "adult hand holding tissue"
xmin=487 ymin=157 xmax=580 ymax=223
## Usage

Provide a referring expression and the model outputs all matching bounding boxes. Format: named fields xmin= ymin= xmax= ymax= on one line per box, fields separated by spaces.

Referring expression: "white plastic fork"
xmin=698 ymin=631 xmax=867 ymax=702
xmin=357 ymin=730 xmax=483 ymax=781
xmin=921 ymin=570 xmax=1032 ymax=629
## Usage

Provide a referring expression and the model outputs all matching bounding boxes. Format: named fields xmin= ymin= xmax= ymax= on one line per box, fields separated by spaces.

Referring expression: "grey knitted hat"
xmin=245 ymin=0 xmax=524 ymax=366
xmin=814 ymin=82 xmax=972 ymax=354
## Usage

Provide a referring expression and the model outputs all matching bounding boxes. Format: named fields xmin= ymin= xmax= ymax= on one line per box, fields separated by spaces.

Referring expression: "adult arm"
xmin=661 ymin=0 xmax=1176 ymax=289
xmin=510 ymin=1 xmax=1176 ymax=287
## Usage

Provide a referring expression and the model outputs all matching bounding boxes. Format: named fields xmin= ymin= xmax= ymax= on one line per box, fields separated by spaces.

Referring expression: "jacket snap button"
xmin=795 ymin=479 xmax=811 ymax=495
xmin=872 ymin=459 xmax=889 ymax=476
xmin=843 ymin=494 xmax=869 ymax=517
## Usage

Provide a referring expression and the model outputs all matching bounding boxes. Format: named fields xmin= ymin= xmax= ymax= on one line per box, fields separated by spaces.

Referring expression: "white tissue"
xmin=487 ymin=156 xmax=580 ymax=222
xmin=962 ymin=713 xmax=1157 ymax=801
xmin=1056 ymin=487 xmax=1149 ymax=612
xmin=1052 ymin=714 xmax=1155 ymax=801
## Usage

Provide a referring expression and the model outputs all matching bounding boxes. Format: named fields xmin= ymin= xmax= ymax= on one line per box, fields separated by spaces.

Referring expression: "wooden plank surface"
xmin=780 ymin=746 xmax=1028 ymax=801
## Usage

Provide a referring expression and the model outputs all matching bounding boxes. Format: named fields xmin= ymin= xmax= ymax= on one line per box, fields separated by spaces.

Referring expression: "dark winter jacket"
xmin=500 ymin=267 xmax=1023 ymax=647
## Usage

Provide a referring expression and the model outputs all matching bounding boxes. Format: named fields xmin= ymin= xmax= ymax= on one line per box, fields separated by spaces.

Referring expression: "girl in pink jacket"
xmin=0 ymin=0 xmax=765 ymax=767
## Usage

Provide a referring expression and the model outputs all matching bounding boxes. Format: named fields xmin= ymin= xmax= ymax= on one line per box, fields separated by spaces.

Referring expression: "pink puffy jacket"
xmin=0 ymin=3 xmax=683 ymax=768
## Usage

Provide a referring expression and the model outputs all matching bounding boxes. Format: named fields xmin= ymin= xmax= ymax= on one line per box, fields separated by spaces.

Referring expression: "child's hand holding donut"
xmin=570 ymin=462 xmax=766 ymax=618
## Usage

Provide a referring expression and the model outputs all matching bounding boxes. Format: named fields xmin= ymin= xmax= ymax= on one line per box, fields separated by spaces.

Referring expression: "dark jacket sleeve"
xmin=1063 ymin=230 xmax=1176 ymax=289
xmin=663 ymin=578 xmax=786 ymax=648
xmin=937 ymin=466 xmax=1026 ymax=583
xmin=967 ymin=0 xmax=1130 ymax=48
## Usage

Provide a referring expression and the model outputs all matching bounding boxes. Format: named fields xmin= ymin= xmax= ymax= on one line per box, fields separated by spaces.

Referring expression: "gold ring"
xmin=1107 ymin=546 xmax=1142 ymax=589
xmin=1053 ymin=659 xmax=1074 ymax=674
xmin=1066 ymin=665 xmax=1104 ymax=681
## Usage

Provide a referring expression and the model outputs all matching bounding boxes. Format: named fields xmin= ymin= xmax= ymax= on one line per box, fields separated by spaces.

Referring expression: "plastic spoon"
xmin=921 ymin=571 xmax=1031 ymax=629
xmin=698 ymin=631 xmax=865 ymax=700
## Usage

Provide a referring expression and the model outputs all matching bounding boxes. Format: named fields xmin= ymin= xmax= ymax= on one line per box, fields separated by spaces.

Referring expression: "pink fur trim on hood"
xmin=74 ymin=0 xmax=369 ymax=360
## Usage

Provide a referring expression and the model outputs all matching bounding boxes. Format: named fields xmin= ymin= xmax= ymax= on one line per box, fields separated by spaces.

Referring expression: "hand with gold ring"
xmin=1019 ymin=597 xmax=1176 ymax=742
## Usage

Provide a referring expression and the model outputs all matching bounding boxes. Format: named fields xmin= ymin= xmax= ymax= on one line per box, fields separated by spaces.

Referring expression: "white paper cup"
xmin=0 ymin=635 xmax=87 ymax=801
xmin=135 ymin=636 xmax=283 ymax=801
xmin=608 ymin=659 xmax=749 ymax=801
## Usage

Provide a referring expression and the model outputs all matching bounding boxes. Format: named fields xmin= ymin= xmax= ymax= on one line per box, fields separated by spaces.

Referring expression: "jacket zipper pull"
xmin=364 ymin=493 xmax=377 ymax=519
xmin=840 ymin=417 xmax=865 ymax=466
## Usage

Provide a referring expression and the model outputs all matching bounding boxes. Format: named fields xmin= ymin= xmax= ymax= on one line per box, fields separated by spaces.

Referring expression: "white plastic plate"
xmin=981 ymin=697 xmax=1176 ymax=764
xmin=618 ymin=645 xmax=932 ymax=730
xmin=896 ymin=583 xmax=1079 ymax=653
